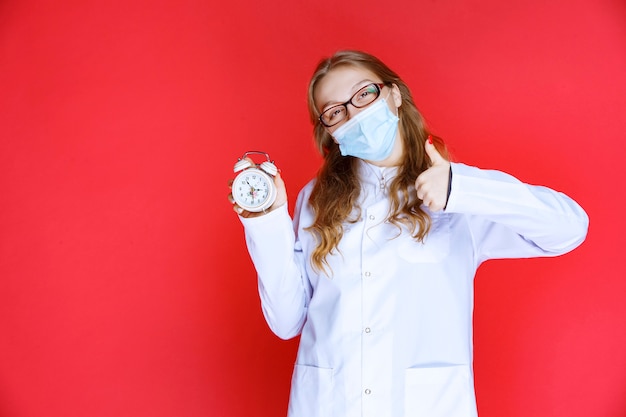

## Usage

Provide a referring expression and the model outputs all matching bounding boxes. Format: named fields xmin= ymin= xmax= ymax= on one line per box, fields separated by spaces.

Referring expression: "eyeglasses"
xmin=319 ymin=83 xmax=386 ymax=127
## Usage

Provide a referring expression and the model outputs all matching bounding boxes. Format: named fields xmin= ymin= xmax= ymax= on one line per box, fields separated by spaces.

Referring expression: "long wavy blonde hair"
xmin=306 ymin=50 xmax=448 ymax=273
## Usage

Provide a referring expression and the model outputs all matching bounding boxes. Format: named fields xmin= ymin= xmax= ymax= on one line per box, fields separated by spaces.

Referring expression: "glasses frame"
xmin=318 ymin=82 xmax=386 ymax=128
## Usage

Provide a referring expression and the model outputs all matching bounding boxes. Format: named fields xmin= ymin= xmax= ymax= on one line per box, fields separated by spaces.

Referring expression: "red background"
xmin=1 ymin=1 xmax=625 ymax=416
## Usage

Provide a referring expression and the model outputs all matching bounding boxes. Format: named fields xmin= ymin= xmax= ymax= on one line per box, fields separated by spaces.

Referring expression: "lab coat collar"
xmin=357 ymin=159 xmax=400 ymax=195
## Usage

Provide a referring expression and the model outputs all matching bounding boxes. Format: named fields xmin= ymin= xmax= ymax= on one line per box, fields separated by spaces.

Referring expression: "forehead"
xmin=314 ymin=65 xmax=380 ymax=110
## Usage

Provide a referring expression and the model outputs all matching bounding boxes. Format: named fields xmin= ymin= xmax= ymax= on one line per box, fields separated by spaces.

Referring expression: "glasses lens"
xmin=351 ymin=83 xmax=380 ymax=108
xmin=321 ymin=105 xmax=347 ymax=127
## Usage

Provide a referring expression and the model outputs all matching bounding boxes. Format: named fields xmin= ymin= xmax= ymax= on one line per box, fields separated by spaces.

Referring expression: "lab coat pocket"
xmin=404 ymin=365 xmax=473 ymax=417
xmin=288 ymin=364 xmax=334 ymax=417
xmin=397 ymin=212 xmax=450 ymax=263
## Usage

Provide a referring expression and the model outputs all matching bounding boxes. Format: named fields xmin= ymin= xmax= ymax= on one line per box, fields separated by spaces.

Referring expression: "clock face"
xmin=232 ymin=168 xmax=276 ymax=212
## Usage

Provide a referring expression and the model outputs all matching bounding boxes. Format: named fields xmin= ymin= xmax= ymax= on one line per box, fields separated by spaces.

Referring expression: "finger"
xmin=415 ymin=183 xmax=425 ymax=201
xmin=274 ymin=170 xmax=286 ymax=187
xmin=425 ymin=135 xmax=445 ymax=166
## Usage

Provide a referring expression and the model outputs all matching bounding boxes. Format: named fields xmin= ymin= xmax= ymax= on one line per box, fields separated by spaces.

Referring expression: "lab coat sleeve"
xmin=239 ymin=203 xmax=309 ymax=340
xmin=444 ymin=163 xmax=589 ymax=265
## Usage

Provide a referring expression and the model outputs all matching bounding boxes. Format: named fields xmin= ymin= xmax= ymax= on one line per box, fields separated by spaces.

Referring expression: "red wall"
xmin=1 ymin=1 xmax=625 ymax=416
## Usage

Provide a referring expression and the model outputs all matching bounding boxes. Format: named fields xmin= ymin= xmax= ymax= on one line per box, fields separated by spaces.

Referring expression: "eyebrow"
xmin=319 ymin=79 xmax=377 ymax=111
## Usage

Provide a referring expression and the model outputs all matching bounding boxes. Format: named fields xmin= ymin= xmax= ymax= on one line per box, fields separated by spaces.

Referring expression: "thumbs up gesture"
xmin=415 ymin=136 xmax=451 ymax=212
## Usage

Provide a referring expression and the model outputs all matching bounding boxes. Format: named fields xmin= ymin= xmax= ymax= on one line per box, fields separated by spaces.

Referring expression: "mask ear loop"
xmin=382 ymin=86 xmax=400 ymax=117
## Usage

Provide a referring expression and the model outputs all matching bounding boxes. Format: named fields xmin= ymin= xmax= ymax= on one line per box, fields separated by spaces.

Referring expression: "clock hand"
xmin=243 ymin=179 xmax=257 ymax=196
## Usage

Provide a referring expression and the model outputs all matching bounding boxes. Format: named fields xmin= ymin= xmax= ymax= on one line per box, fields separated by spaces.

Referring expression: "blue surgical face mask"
xmin=331 ymin=94 xmax=399 ymax=162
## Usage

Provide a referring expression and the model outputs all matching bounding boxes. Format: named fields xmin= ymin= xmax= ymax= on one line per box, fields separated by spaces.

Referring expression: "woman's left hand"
xmin=415 ymin=139 xmax=451 ymax=211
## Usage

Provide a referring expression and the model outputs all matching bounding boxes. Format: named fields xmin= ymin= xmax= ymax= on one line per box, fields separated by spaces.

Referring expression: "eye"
xmin=329 ymin=107 xmax=344 ymax=118
xmin=323 ymin=105 xmax=346 ymax=123
xmin=353 ymin=84 xmax=379 ymax=105
xmin=358 ymin=90 xmax=372 ymax=100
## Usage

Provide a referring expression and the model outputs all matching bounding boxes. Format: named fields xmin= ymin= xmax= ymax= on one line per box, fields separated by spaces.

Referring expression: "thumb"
xmin=425 ymin=135 xmax=445 ymax=165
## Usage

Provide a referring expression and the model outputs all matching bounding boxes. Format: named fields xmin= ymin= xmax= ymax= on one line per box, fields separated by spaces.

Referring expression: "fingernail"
xmin=427 ymin=135 xmax=433 ymax=144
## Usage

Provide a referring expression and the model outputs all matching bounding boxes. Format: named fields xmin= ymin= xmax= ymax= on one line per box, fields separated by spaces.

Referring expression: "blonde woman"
xmin=229 ymin=50 xmax=588 ymax=417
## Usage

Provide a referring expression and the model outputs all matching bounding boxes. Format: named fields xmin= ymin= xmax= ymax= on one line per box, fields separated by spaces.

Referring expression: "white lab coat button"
xmin=369 ymin=215 xmax=375 ymax=220
xmin=364 ymin=327 xmax=371 ymax=333
xmin=364 ymin=388 xmax=372 ymax=395
xmin=364 ymin=271 xmax=371 ymax=277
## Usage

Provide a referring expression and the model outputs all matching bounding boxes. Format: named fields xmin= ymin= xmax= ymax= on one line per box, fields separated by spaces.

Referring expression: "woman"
xmin=229 ymin=50 xmax=588 ymax=417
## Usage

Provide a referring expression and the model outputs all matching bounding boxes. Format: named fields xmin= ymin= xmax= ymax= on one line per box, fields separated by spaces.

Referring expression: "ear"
xmin=391 ymin=83 xmax=402 ymax=108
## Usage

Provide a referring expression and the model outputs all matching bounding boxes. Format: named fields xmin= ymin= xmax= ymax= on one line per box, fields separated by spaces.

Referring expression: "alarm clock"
xmin=232 ymin=151 xmax=278 ymax=213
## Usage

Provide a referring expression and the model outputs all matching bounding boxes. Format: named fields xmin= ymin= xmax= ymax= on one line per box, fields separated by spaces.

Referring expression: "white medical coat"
xmin=239 ymin=161 xmax=588 ymax=417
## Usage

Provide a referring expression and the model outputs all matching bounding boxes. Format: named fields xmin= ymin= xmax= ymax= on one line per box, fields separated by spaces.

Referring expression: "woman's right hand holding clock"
xmin=228 ymin=159 xmax=288 ymax=218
